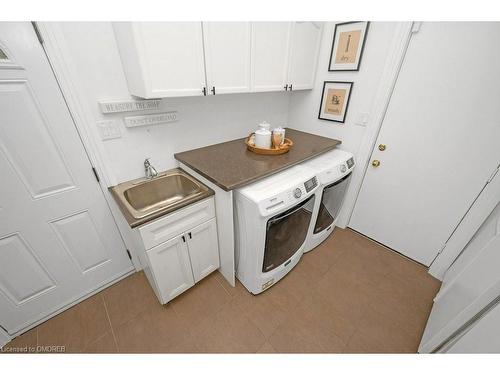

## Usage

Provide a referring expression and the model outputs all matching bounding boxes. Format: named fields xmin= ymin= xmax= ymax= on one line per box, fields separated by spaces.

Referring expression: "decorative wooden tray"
xmin=245 ymin=133 xmax=293 ymax=155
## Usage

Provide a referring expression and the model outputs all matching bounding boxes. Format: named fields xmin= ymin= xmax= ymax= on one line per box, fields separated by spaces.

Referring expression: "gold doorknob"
xmin=378 ymin=144 xmax=386 ymax=151
xmin=372 ymin=160 xmax=381 ymax=167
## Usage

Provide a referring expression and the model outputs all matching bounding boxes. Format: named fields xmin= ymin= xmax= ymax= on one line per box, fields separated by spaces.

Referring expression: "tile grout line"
xmin=101 ymin=293 xmax=120 ymax=353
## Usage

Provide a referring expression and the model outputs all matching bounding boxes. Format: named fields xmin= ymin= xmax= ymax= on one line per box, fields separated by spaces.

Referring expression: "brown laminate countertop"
xmin=174 ymin=128 xmax=341 ymax=191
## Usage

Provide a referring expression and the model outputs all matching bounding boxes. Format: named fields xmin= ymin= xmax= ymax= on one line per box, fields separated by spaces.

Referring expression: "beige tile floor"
xmin=2 ymin=228 xmax=441 ymax=353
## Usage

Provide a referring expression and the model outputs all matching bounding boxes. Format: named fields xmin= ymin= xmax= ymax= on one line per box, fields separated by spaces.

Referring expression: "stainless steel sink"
xmin=110 ymin=168 xmax=213 ymax=227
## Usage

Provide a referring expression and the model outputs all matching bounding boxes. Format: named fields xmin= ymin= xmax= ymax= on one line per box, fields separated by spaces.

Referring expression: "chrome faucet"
xmin=144 ymin=158 xmax=158 ymax=179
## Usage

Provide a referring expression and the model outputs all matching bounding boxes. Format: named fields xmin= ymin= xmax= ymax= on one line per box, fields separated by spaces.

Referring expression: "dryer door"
xmin=263 ymin=194 xmax=315 ymax=272
xmin=314 ymin=173 xmax=351 ymax=234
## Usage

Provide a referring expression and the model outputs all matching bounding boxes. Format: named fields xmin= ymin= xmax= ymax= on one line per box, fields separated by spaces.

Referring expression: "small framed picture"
xmin=318 ymin=81 xmax=353 ymax=123
xmin=328 ymin=21 xmax=369 ymax=71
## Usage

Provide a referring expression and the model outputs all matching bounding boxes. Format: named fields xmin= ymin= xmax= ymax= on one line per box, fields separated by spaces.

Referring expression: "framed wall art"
xmin=328 ymin=21 xmax=369 ymax=71
xmin=318 ymin=81 xmax=353 ymax=123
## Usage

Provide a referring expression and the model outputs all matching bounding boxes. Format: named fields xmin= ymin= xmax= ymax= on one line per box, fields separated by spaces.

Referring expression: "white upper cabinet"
xmin=287 ymin=22 xmax=323 ymax=90
xmin=113 ymin=22 xmax=323 ymax=98
xmin=203 ymin=22 xmax=251 ymax=95
xmin=250 ymin=22 xmax=292 ymax=92
xmin=113 ymin=22 xmax=206 ymax=98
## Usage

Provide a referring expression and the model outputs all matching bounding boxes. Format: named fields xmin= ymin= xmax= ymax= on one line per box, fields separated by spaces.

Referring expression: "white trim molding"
xmin=36 ymin=22 xmax=142 ymax=271
xmin=429 ymin=165 xmax=500 ymax=279
xmin=338 ymin=22 xmax=414 ymax=228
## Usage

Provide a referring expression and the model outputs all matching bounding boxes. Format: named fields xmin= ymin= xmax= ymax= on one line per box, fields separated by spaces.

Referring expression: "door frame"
xmin=35 ymin=22 xmax=142 ymax=272
xmin=339 ymin=22 xmax=414 ymax=227
xmin=428 ymin=166 xmax=499 ymax=279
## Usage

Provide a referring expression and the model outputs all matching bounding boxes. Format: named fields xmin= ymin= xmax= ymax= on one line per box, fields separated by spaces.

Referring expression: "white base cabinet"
xmin=136 ymin=197 xmax=220 ymax=304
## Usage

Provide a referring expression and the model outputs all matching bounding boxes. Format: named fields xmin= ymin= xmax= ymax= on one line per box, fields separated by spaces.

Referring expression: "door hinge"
xmin=31 ymin=22 xmax=44 ymax=44
xmin=126 ymin=249 xmax=132 ymax=260
xmin=91 ymin=167 xmax=100 ymax=183
xmin=487 ymin=164 xmax=500 ymax=184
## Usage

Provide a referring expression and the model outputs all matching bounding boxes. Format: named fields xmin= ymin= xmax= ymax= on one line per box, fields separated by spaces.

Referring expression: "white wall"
xmin=55 ymin=22 xmax=291 ymax=185
xmin=287 ymin=22 xmax=400 ymax=226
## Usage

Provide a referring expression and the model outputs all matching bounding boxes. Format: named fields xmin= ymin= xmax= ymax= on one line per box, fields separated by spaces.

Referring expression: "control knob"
xmin=293 ymin=188 xmax=302 ymax=199
xmin=340 ymin=164 xmax=347 ymax=173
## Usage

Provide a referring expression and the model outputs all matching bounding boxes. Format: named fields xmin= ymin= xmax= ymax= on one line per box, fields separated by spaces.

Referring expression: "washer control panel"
xmin=304 ymin=176 xmax=318 ymax=193
xmin=293 ymin=188 xmax=302 ymax=199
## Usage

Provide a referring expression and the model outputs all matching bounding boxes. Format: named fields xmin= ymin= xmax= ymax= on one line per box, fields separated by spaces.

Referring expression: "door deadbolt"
xmin=378 ymin=144 xmax=386 ymax=151
xmin=372 ymin=160 xmax=381 ymax=167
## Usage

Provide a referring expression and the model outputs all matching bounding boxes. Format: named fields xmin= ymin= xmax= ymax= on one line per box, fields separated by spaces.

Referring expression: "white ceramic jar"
xmin=254 ymin=121 xmax=272 ymax=148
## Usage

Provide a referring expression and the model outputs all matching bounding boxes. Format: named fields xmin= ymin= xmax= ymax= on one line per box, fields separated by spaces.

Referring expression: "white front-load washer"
xmin=234 ymin=165 xmax=319 ymax=294
xmin=302 ymin=149 xmax=355 ymax=253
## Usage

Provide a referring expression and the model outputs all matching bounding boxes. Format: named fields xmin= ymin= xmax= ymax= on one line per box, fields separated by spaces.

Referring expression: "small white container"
xmin=258 ymin=121 xmax=271 ymax=132
xmin=255 ymin=128 xmax=272 ymax=148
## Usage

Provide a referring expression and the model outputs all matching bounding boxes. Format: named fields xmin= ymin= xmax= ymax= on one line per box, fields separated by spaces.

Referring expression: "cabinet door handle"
xmin=211 ymin=86 xmax=216 ymax=95
xmin=289 ymin=84 xmax=293 ymax=91
xmin=182 ymin=235 xmax=186 ymax=243
xmin=202 ymin=87 xmax=206 ymax=96
xmin=188 ymin=232 xmax=192 ymax=239
xmin=284 ymin=84 xmax=288 ymax=91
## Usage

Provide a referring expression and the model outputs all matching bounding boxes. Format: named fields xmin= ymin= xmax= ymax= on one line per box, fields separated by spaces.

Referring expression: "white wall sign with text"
xmin=124 ymin=112 xmax=179 ymax=128
xmin=99 ymin=99 xmax=161 ymax=114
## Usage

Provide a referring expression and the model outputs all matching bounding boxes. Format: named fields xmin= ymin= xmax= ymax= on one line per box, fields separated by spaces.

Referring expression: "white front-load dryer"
xmin=302 ymin=149 xmax=355 ymax=253
xmin=234 ymin=165 xmax=319 ymax=294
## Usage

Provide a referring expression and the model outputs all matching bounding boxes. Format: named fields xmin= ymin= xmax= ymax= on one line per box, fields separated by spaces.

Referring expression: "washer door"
xmin=262 ymin=194 xmax=315 ymax=273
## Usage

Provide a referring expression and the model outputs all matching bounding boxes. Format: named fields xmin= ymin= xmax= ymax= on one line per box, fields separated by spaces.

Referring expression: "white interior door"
xmin=419 ymin=202 xmax=500 ymax=352
xmin=350 ymin=22 xmax=500 ymax=265
xmin=0 ymin=22 xmax=133 ymax=335
xmin=250 ymin=22 xmax=291 ymax=92
xmin=203 ymin=22 xmax=251 ymax=95
xmin=287 ymin=22 xmax=323 ymax=90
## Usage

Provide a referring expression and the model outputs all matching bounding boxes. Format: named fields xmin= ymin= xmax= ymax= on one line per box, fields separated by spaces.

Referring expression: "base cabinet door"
xmin=186 ymin=218 xmax=220 ymax=283
xmin=147 ymin=235 xmax=195 ymax=303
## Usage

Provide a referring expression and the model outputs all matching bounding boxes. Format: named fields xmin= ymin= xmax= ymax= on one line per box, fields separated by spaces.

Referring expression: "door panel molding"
xmin=50 ymin=210 xmax=111 ymax=274
xmin=0 ymin=79 xmax=76 ymax=198
xmin=0 ymin=232 xmax=57 ymax=306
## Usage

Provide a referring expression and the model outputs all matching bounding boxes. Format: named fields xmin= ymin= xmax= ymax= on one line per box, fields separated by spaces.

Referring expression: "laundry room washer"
xmin=302 ymin=149 xmax=355 ymax=253
xmin=234 ymin=165 xmax=319 ymax=294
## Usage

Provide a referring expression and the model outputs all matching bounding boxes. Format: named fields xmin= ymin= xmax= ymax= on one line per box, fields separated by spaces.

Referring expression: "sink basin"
xmin=110 ymin=168 xmax=213 ymax=227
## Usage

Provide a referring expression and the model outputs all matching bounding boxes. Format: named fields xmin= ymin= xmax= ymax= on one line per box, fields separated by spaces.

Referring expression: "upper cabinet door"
xmin=203 ymin=22 xmax=251 ymax=95
xmin=113 ymin=22 xmax=206 ymax=98
xmin=287 ymin=22 xmax=324 ymax=91
xmin=250 ymin=22 xmax=292 ymax=92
